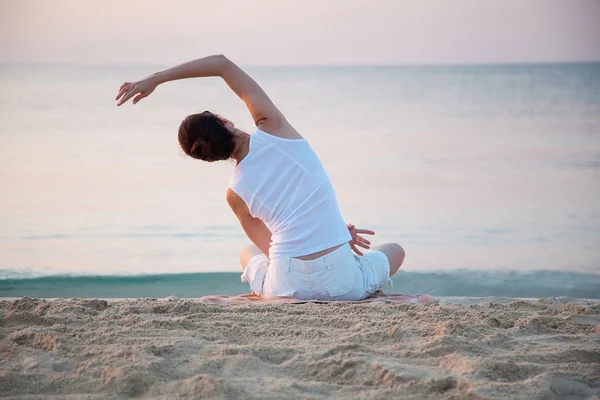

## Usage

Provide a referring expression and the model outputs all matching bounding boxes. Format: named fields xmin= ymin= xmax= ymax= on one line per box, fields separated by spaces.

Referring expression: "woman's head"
xmin=178 ymin=111 xmax=236 ymax=162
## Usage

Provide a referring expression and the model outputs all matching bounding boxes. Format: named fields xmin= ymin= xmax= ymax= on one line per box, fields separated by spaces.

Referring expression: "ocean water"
xmin=1 ymin=63 xmax=599 ymax=298
xmin=1 ymin=270 xmax=599 ymax=299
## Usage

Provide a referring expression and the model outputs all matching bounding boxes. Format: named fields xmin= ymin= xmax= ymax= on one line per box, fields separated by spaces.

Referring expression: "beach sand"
xmin=1 ymin=296 xmax=599 ymax=399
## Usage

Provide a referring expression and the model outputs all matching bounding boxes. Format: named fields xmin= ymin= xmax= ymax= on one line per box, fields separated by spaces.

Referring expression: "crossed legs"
xmin=369 ymin=243 xmax=406 ymax=276
xmin=238 ymin=242 xmax=405 ymax=276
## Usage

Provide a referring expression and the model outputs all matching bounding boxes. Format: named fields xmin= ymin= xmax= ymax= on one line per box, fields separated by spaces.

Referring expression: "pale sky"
xmin=1 ymin=0 xmax=599 ymax=66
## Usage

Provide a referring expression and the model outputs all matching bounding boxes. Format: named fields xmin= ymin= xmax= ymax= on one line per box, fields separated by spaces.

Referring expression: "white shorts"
xmin=241 ymin=242 xmax=392 ymax=301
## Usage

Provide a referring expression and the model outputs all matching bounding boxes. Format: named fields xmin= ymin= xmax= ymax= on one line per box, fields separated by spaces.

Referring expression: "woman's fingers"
xmin=115 ymin=83 xmax=131 ymax=101
xmin=348 ymin=225 xmax=373 ymax=255
xmin=356 ymin=235 xmax=371 ymax=245
xmin=115 ymin=87 xmax=131 ymax=103
xmin=355 ymin=228 xmax=375 ymax=235
xmin=115 ymin=88 xmax=126 ymax=101
xmin=132 ymin=92 xmax=147 ymax=104
xmin=350 ymin=243 xmax=363 ymax=256
xmin=117 ymin=87 xmax=139 ymax=106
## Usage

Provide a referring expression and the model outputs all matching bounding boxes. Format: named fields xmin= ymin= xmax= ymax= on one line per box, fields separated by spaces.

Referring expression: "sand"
xmin=1 ymin=296 xmax=599 ymax=399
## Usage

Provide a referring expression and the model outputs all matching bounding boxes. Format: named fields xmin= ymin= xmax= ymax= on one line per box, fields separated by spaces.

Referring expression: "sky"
xmin=1 ymin=0 xmax=599 ymax=66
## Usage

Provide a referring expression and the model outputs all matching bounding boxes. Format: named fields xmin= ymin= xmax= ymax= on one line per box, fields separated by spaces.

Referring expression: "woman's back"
xmin=229 ymin=128 xmax=351 ymax=258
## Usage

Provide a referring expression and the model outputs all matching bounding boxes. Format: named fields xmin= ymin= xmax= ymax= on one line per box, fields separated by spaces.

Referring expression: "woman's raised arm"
xmin=115 ymin=54 xmax=283 ymax=129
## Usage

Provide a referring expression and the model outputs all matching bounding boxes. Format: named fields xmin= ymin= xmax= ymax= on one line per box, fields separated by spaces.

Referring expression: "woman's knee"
xmin=239 ymin=243 xmax=262 ymax=270
xmin=376 ymin=243 xmax=405 ymax=276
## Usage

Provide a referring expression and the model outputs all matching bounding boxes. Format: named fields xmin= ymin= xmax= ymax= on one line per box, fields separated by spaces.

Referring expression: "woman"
xmin=115 ymin=54 xmax=405 ymax=301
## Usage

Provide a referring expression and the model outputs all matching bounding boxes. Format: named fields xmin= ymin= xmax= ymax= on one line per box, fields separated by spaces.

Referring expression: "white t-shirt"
xmin=229 ymin=128 xmax=351 ymax=258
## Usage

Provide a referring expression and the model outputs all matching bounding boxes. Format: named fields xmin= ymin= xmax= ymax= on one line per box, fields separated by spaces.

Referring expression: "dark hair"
xmin=178 ymin=111 xmax=235 ymax=162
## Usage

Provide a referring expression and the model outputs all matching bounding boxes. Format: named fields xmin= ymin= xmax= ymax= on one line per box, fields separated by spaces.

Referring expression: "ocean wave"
xmin=1 ymin=270 xmax=598 ymax=299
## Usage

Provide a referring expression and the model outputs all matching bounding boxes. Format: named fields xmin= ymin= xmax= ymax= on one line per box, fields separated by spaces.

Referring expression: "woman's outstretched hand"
xmin=347 ymin=223 xmax=375 ymax=256
xmin=115 ymin=77 xmax=157 ymax=106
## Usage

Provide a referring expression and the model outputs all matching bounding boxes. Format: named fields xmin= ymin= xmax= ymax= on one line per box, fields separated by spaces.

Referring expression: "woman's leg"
xmin=239 ymin=243 xmax=264 ymax=270
xmin=370 ymin=243 xmax=405 ymax=276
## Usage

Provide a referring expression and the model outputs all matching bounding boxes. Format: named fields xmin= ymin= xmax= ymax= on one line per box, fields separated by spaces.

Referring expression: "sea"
xmin=1 ymin=62 xmax=599 ymax=299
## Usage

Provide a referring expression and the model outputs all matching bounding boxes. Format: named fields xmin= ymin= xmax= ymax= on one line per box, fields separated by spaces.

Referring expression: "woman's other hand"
xmin=115 ymin=77 xmax=157 ymax=106
xmin=346 ymin=223 xmax=375 ymax=256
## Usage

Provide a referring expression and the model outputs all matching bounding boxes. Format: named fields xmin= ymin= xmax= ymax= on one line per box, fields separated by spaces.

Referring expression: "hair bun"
xmin=190 ymin=138 xmax=211 ymax=160
xmin=178 ymin=111 xmax=236 ymax=162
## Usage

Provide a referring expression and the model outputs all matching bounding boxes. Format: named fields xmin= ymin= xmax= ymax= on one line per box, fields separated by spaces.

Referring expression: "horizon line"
xmin=1 ymin=59 xmax=599 ymax=69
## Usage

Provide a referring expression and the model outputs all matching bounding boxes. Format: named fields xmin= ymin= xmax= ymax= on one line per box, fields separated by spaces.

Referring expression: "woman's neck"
xmin=231 ymin=129 xmax=250 ymax=164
